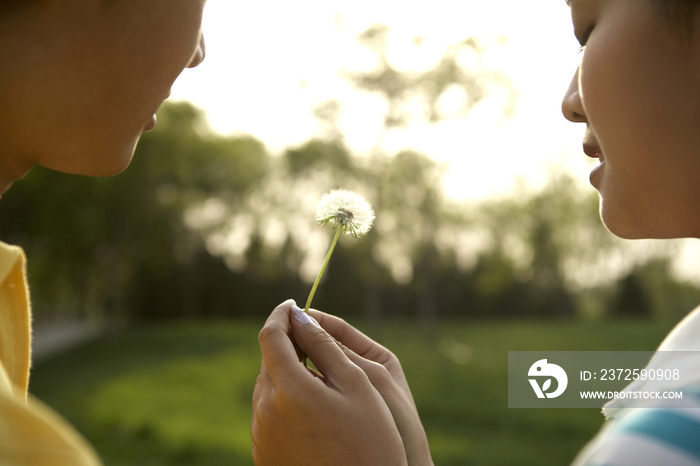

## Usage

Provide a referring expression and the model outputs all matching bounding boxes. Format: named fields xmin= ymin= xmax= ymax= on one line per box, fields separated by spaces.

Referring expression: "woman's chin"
xmin=599 ymin=201 xmax=651 ymax=240
xmin=601 ymin=205 xmax=692 ymax=240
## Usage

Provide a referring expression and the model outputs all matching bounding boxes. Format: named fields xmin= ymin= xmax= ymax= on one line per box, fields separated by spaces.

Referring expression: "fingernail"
xmin=292 ymin=304 xmax=319 ymax=326
xmin=276 ymin=299 xmax=296 ymax=309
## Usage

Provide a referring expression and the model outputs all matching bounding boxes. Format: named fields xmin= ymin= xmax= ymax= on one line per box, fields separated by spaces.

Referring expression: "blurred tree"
xmin=610 ymin=272 xmax=652 ymax=318
xmin=609 ymin=259 xmax=700 ymax=321
xmin=463 ymin=174 xmax=614 ymax=318
xmin=346 ymin=24 xmax=516 ymax=133
xmin=0 ymin=102 xmax=269 ymax=322
xmin=378 ymin=150 xmax=444 ymax=326
xmin=4 ymin=95 xmax=696 ymax=326
xmin=334 ymin=24 xmax=517 ymax=329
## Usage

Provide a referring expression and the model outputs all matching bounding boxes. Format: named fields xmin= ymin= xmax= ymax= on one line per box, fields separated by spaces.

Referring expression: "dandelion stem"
xmin=304 ymin=226 xmax=343 ymax=313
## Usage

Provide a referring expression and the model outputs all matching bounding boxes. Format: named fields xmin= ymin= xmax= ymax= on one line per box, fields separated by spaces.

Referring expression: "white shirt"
xmin=571 ymin=307 xmax=700 ymax=466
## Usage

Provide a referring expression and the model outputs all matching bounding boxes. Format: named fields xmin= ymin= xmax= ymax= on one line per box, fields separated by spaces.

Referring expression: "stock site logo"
xmin=528 ymin=359 xmax=568 ymax=399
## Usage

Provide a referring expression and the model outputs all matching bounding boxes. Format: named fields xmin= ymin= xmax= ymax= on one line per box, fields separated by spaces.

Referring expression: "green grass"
xmin=29 ymin=318 xmax=676 ymax=466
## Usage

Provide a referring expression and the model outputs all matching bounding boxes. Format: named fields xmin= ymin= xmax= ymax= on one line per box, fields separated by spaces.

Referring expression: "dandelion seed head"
xmin=316 ymin=189 xmax=375 ymax=237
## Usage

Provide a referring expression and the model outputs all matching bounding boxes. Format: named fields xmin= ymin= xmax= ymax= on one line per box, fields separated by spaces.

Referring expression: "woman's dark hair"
xmin=654 ymin=0 xmax=700 ymax=34
xmin=0 ymin=1 xmax=39 ymax=15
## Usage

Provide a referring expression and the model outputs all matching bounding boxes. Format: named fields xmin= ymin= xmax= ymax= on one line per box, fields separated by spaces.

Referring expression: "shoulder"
xmin=657 ymin=306 xmax=700 ymax=351
xmin=575 ymin=310 xmax=700 ymax=465
xmin=0 ymin=392 xmax=104 ymax=465
xmin=0 ymin=241 xmax=23 ymax=262
xmin=0 ymin=240 xmax=25 ymax=286
xmin=572 ymin=407 xmax=700 ymax=466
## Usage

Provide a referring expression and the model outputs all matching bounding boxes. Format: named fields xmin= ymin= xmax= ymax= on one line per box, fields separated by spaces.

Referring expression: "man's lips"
xmin=143 ymin=89 xmax=172 ymax=132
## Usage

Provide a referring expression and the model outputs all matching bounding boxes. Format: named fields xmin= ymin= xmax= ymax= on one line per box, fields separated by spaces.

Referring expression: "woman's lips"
xmin=590 ymin=159 xmax=604 ymax=185
xmin=583 ymin=142 xmax=602 ymax=159
xmin=583 ymin=142 xmax=604 ymax=187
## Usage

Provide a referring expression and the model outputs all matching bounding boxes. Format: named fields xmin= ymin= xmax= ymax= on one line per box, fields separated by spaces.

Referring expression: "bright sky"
xmin=170 ymin=0 xmax=700 ymax=283
xmin=170 ymin=0 xmax=588 ymax=202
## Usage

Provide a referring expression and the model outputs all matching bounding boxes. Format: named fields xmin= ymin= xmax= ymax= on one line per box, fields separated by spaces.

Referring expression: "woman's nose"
xmin=187 ymin=34 xmax=206 ymax=68
xmin=562 ymin=66 xmax=586 ymax=123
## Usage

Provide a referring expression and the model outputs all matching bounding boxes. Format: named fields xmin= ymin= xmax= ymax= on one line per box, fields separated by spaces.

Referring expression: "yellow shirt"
xmin=0 ymin=241 xmax=102 ymax=465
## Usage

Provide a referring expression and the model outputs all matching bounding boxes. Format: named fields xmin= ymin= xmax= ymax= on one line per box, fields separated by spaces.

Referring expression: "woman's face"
xmin=562 ymin=0 xmax=700 ymax=239
xmin=0 ymin=0 xmax=206 ymax=178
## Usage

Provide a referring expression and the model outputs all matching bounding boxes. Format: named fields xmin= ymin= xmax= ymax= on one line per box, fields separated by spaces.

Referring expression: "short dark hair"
xmin=0 ymin=1 xmax=40 ymax=16
xmin=653 ymin=0 xmax=700 ymax=34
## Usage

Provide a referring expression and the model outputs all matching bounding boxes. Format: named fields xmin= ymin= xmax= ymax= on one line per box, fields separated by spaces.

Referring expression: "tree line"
xmin=1 ymin=101 xmax=697 ymax=326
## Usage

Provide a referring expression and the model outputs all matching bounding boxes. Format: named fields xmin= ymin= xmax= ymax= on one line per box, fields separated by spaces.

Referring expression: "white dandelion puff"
xmin=304 ymin=189 xmax=375 ymax=312
xmin=315 ymin=189 xmax=375 ymax=238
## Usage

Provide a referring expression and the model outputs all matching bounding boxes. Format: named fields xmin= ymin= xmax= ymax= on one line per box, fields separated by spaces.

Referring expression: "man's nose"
xmin=562 ymin=66 xmax=586 ymax=123
xmin=188 ymin=34 xmax=206 ymax=68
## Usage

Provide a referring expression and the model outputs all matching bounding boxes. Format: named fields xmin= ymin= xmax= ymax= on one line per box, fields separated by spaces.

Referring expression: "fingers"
xmin=337 ymin=344 xmax=400 ymax=396
xmin=257 ymin=303 xmax=432 ymax=466
xmin=306 ymin=309 xmax=391 ymax=362
xmin=337 ymin=346 xmax=430 ymax=466
xmin=251 ymin=372 xmax=261 ymax=451
xmin=307 ymin=309 xmax=404 ymax=377
xmin=257 ymin=299 xmax=308 ymax=388
xmin=252 ymin=361 xmax=273 ymax=418
xmin=251 ymin=365 xmax=268 ymax=461
xmin=289 ymin=304 xmax=365 ymax=389
xmin=252 ymin=361 xmax=272 ymax=410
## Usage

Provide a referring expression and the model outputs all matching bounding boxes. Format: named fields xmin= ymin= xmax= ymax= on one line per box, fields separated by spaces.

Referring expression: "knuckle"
xmin=272 ymin=379 xmax=294 ymax=403
xmin=344 ymin=363 xmax=372 ymax=389
xmin=307 ymin=327 xmax=335 ymax=346
xmin=334 ymin=315 xmax=349 ymax=327
xmin=333 ymin=316 xmax=350 ymax=338
xmin=365 ymin=360 xmax=393 ymax=384
xmin=370 ymin=360 xmax=392 ymax=378
xmin=254 ymin=395 xmax=277 ymax=428
xmin=334 ymin=338 xmax=351 ymax=354
xmin=384 ymin=348 xmax=398 ymax=361
xmin=251 ymin=441 xmax=266 ymax=466
xmin=377 ymin=347 xmax=397 ymax=362
xmin=368 ymin=345 xmax=398 ymax=365
xmin=272 ymin=374 xmax=305 ymax=406
xmin=257 ymin=384 xmax=306 ymax=424
xmin=257 ymin=325 xmax=278 ymax=348
xmin=385 ymin=350 xmax=402 ymax=367
xmin=252 ymin=376 xmax=261 ymax=402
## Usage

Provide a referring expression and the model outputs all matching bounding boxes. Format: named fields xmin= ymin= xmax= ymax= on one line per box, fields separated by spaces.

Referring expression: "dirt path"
xmin=32 ymin=321 xmax=101 ymax=362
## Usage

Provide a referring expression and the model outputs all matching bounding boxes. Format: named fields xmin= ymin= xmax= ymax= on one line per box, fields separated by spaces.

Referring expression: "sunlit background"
xmin=173 ymin=0 xmax=700 ymax=282
xmin=173 ymin=0 xmax=585 ymax=201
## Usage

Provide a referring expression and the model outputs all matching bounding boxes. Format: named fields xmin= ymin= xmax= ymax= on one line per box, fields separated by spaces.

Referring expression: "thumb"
xmin=290 ymin=304 xmax=361 ymax=389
